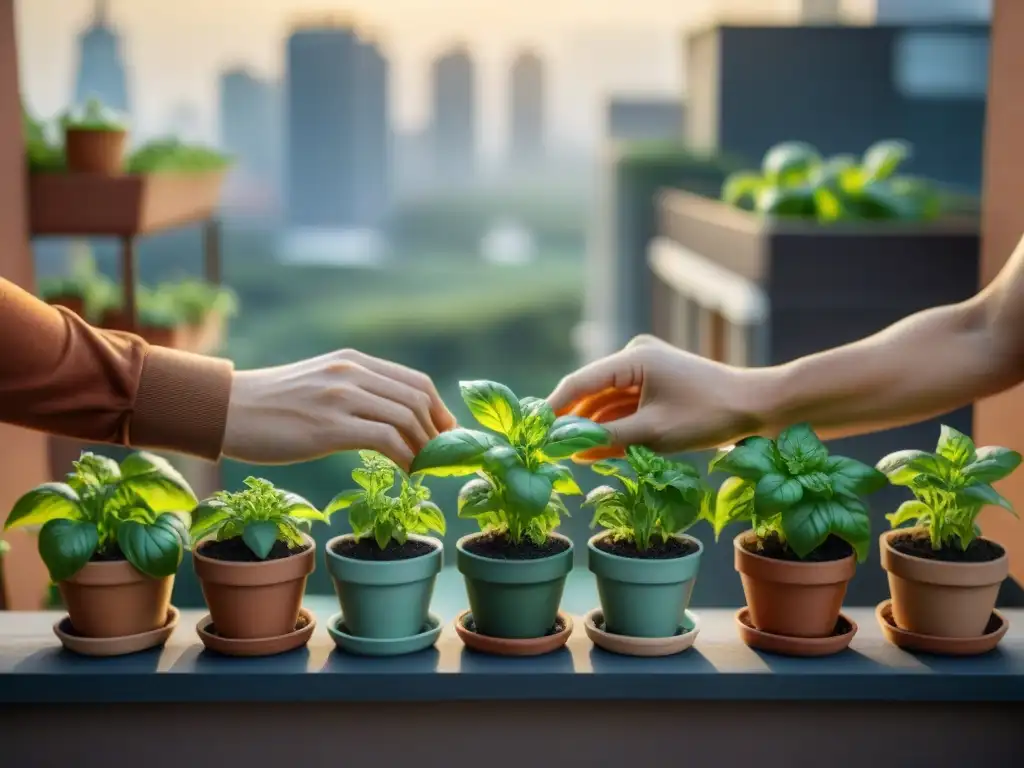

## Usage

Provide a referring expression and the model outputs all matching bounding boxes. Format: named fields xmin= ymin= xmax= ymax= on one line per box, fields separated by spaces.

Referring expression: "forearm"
xmin=745 ymin=297 xmax=1024 ymax=440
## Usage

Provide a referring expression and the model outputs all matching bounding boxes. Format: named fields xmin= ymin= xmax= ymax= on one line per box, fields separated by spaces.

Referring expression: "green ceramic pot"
xmin=588 ymin=532 xmax=703 ymax=638
xmin=456 ymin=531 xmax=573 ymax=639
xmin=325 ymin=534 xmax=443 ymax=640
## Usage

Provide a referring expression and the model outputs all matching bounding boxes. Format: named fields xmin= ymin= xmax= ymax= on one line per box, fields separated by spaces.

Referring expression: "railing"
xmin=647 ymin=236 xmax=770 ymax=366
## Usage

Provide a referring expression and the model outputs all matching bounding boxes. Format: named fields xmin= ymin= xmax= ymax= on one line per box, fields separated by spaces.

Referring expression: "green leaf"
xmin=519 ymin=397 xmax=555 ymax=445
xmin=189 ymin=499 xmax=232 ymax=543
xmin=325 ymin=489 xmax=365 ymax=516
xmin=119 ymin=452 xmax=197 ymax=513
xmin=887 ymin=500 xmax=931 ymax=528
xmin=960 ymin=483 xmax=1016 ymax=515
xmin=536 ymin=464 xmax=581 ymax=495
xmin=708 ymin=441 xmax=777 ymax=480
xmin=962 ymin=446 xmax=1023 ymax=484
xmin=935 ymin=425 xmax=976 ymax=468
xmin=37 ymin=518 xmax=99 ymax=582
xmin=797 ymin=471 xmax=832 ymax=496
xmin=782 ymin=497 xmax=871 ymax=562
xmin=242 ymin=520 xmax=279 ymax=560
xmin=457 ymin=478 xmax=500 ymax=519
xmin=410 ymin=429 xmax=501 ymax=477
xmin=504 ymin=467 xmax=554 ymax=516
xmin=722 ymin=171 xmax=765 ymax=210
xmin=583 ymin=485 xmax=624 ymax=509
xmin=713 ymin=476 xmax=755 ymax=539
xmin=5 ymin=483 xmax=83 ymax=530
xmin=416 ymin=501 xmax=446 ymax=535
xmin=348 ymin=499 xmax=374 ymax=535
xmin=374 ymin=519 xmax=391 ymax=549
xmin=459 ymin=380 xmax=522 ymax=436
xmin=482 ymin=444 xmax=524 ymax=476
xmin=117 ymin=516 xmax=184 ymax=578
xmin=651 ymin=469 xmax=706 ymax=508
xmin=755 ymin=473 xmax=804 ymax=513
xmin=876 ymin=450 xmax=953 ymax=486
xmin=281 ymin=491 xmax=323 ymax=521
xmin=761 ymin=141 xmax=822 ymax=185
xmin=659 ymin=494 xmax=702 ymax=535
xmin=542 ymin=418 xmax=610 ymax=459
xmin=861 ymin=139 xmax=910 ymax=183
xmin=776 ymin=423 xmax=828 ymax=470
xmin=592 ymin=458 xmax=635 ymax=479
xmin=825 ymin=455 xmax=887 ymax=498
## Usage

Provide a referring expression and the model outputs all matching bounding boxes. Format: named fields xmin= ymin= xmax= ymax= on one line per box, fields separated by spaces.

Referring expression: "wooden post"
xmin=204 ymin=218 xmax=222 ymax=285
xmin=121 ymin=235 xmax=137 ymax=328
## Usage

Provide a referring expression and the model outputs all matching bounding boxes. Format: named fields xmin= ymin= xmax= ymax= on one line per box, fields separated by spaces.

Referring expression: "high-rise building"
xmin=73 ymin=0 xmax=129 ymax=114
xmin=219 ymin=68 xmax=281 ymax=183
xmin=508 ymin=50 xmax=545 ymax=168
xmin=284 ymin=21 xmax=391 ymax=229
xmin=429 ymin=45 xmax=476 ymax=184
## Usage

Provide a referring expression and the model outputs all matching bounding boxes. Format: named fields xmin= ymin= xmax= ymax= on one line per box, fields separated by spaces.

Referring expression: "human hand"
xmin=221 ymin=349 xmax=457 ymax=469
xmin=547 ymin=335 xmax=761 ymax=460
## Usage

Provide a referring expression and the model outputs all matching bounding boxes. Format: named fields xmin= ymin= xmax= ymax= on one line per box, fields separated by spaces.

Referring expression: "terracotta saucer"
xmin=876 ymin=599 xmax=1008 ymax=656
xmin=454 ymin=610 xmax=573 ymax=656
xmin=584 ymin=607 xmax=700 ymax=657
xmin=197 ymin=607 xmax=316 ymax=657
xmin=54 ymin=606 xmax=180 ymax=657
xmin=328 ymin=612 xmax=443 ymax=657
xmin=735 ymin=606 xmax=857 ymax=657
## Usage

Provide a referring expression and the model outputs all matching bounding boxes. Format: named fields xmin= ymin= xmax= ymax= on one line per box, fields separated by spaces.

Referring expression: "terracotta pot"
xmin=880 ymin=528 xmax=1008 ymax=638
xmin=58 ymin=559 xmax=173 ymax=638
xmin=99 ymin=310 xmax=183 ymax=347
xmin=193 ymin=536 xmax=315 ymax=640
xmin=46 ymin=295 xmax=85 ymax=316
xmin=734 ymin=531 xmax=855 ymax=638
xmin=65 ymin=128 xmax=127 ymax=175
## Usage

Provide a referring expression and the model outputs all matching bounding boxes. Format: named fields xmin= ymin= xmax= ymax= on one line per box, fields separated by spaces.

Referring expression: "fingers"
xmin=348 ymin=387 xmax=432 ymax=454
xmin=339 ymin=350 xmax=456 ymax=432
xmin=351 ymin=365 xmax=439 ymax=441
xmin=355 ymin=419 xmax=415 ymax=470
xmin=547 ymin=351 xmax=644 ymax=415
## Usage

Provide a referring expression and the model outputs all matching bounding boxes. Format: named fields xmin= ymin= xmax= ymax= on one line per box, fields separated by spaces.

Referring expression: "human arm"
xmin=548 ymin=233 xmax=1024 ymax=452
xmin=0 ymin=278 xmax=455 ymax=468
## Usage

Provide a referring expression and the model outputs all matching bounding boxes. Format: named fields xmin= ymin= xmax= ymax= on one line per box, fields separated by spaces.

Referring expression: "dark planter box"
xmin=653 ymin=190 xmax=991 ymax=607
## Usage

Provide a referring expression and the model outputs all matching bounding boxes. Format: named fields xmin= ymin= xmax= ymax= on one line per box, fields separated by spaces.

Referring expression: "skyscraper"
xmin=429 ymin=45 xmax=476 ymax=184
xmin=219 ymin=68 xmax=281 ymax=184
xmin=284 ymin=21 xmax=391 ymax=229
xmin=73 ymin=0 xmax=129 ymax=114
xmin=508 ymin=50 xmax=545 ymax=168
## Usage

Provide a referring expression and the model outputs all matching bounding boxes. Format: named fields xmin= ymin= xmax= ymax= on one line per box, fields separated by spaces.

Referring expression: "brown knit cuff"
xmin=130 ymin=346 xmax=235 ymax=461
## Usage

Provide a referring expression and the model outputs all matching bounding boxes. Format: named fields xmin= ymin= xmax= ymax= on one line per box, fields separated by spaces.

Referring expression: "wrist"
xmin=725 ymin=364 xmax=790 ymax=439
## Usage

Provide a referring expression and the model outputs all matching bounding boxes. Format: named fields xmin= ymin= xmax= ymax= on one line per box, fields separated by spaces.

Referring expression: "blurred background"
xmin=15 ymin=0 xmax=1003 ymax=608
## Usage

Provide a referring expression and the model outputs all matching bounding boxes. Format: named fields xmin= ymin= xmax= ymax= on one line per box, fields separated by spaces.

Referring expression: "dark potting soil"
xmin=207 ymin=613 xmax=310 ymax=638
xmin=594 ymin=534 xmax=698 ymax=560
xmin=90 ymin=544 xmax=126 ymax=562
xmin=462 ymin=613 xmax=566 ymax=637
xmin=331 ymin=537 xmax=437 ymax=561
xmin=462 ymin=531 xmax=571 ymax=561
xmin=199 ymin=537 xmax=310 ymax=563
xmin=890 ymin=531 xmax=1005 ymax=563
xmin=745 ymin=531 xmax=854 ymax=562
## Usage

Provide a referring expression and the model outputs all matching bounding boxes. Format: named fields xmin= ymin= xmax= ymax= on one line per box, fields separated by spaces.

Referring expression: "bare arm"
xmin=749 ymin=235 xmax=1024 ymax=440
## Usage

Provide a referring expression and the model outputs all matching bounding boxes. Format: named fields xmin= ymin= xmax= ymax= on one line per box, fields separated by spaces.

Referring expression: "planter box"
xmin=652 ymin=190 xmax=983 ymax=608
xmin=28 ymin=171 xmax=226 ymax=237
xmin=99 ymin=308 xmax=225 ymax=353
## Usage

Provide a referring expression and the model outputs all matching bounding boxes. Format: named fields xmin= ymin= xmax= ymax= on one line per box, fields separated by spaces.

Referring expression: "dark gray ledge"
xmin=1 ymin=569 xmax=1021 ymax=704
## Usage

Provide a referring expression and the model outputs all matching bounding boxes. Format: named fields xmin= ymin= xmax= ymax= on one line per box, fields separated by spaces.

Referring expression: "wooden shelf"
xmin=28 ymin=171 xmax=225 ymax=237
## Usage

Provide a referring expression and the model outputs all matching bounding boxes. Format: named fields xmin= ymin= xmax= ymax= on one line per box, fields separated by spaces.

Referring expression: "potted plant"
xmin=875 ymin=425 xmax=1021 ymax=644
xmin=36 ymin=251 xmax=114 ymax=320
xmin=99 ymin=284 xmax=187 ymax=348
xmin=412 ymin=380 xmax=609 ymax=654
xmin=582 ymin=445 xmax=711 ymax=655
xmin=126 ymin=137 xmax=232 ymax=174
xmin=61 ymin=97 xmax=128 ymax=175
xmin=710 ymin=423 xmax=887 ymax=655
xmin=169 ymin=279 xmax=238 ymax=351
xmin=323 ymin=450 xmax=445 ymax=655
xmin=2 ymin=451 xmax=194 ymax=653
xmin=189 ymin=477 xmax=327 ymax=655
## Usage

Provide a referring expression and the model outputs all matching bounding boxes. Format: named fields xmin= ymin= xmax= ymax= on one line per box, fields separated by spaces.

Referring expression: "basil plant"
xmin=710 ymin=423 xmax=887 ymax=561
xmin=585 ymin=446 xmax=713 ymax=551
xmin=4 ymin=452 xmax=196 ymax=581
xmin=411 ymin=380 xmax=609 ymax=545
xmin=326 ymin=450 xmax=446 ymax=549
xmin=876 ymin=425 xmax=1022 ymax=551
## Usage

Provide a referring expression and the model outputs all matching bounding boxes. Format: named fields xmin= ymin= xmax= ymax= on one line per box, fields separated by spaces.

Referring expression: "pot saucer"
xmin=54 ymin=606 xmax=180 ymax=657
xmin=735 ymin=606 xmax=857 ymax=657
xmin=196 ymin=607 xmax=315 ymax=657
xmin=454 ymin=610 xmax=573 ymax=656
xmin=876 ymin=599 xmax=1008 ymax=656
xmin=328 ymin=612 xmax=442 ymax=656
xmin=584 ymin=607 xmax=700 ymax=657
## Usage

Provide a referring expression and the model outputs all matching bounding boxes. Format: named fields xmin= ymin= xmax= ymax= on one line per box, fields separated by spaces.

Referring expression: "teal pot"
xmin=325 ymin=534 xmax=443 ymax=640
xmin=588 ymin=532 xmax=703 ymax=638
xmin=456 ymin=531 xmax=573 ymax=639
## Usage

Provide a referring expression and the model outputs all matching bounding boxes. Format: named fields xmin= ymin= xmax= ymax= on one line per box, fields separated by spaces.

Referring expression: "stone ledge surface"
xmin=1 ymin=569 xmax=1021 ymax=704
